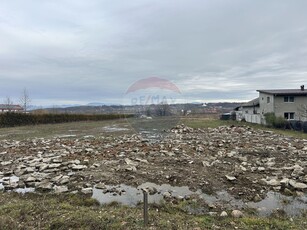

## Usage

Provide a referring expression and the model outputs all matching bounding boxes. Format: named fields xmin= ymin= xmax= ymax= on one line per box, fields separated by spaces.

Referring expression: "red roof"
xmin=0 ymin=104 xmax=23 ymax=110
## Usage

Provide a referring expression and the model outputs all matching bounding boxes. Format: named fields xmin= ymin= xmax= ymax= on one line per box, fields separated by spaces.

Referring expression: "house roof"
xmin=0 ymin=104 xmax=23 ymax=110
xmin=234 ymin=98 xmax=259 ymax=110
xmin=241 ymin=98 xmax=259 ymax=107
xmin=257 ymin=89 xmax=307 ymax=96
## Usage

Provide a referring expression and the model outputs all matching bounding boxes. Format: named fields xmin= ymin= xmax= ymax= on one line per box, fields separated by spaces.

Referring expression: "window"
xmin=267 ymin=97 xmax=270 ymax=103
xmin=284 ymin=96 xmax=294 ymax=103
xmin=284 ymin=112 xmax=295 ymax=120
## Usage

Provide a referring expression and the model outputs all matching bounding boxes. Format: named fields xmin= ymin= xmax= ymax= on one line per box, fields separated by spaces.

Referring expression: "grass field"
xmin=0 ymin=192 xmax=306 ymax=230
xmin=0 ymin=118 xmax=132 ymax=140
xmin=0 ymin=116 xmax=306 ymax=141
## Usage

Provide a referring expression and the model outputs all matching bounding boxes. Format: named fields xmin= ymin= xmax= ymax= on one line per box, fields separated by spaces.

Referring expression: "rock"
xmin=231 ymin=210 xmax=244 ymax=218
xmin=163 ymin=191 xmax=172 ymax=199
xmin=54 ymin=185 xmax=68 ymax=193
xmin=253 ymin=194 xmax=262 ymax=202
xmin=220 ymin=211 xmax=228 ymax=217
xmin=25 ymin=176 xmax=36 ymax=183
xmin=266 ymin=179 xmax=280 ymax=186
xmin=257 ymin=167 xmax=265 ymax=172
xmin=71 ymin=164 xmax=87 ymax=170
xmin=52 ymin=158 xmax=62 ymax=163
xmin=135 ymin=158 xmax=149 ymax=164
xmin=26 ymin=167 xmax=35 ymax=173
xmin=125 ymin=166 xmax=137 ymax=172
xmin=43 ymin=158 xmax=52 ymax=163
xmin=208 ymin=212 xmax=218 ymax=216
xmin=1 ymin=161 xmax=12 ymax=166
xmin=81 ymin=187 xmax=93 ymax=194
xmin=38 ymin=163 xmax=49 ymax=171
xmin=3 ymin=170 xmax=13 ymax=176
xmin=147 ymin=186 xmax=157 ymax=195
xmin=36 ymin=181 xmax=53 ymax=191
xmin=69 ymin=160 xmax=81 ymax=165
xmin=296 ymin=191 xmax=304 ymax=197
xmin=280 ymin=178 xmax=290 ymax=186
xmin=225 ymin=175 xmax=236 ymax=181
xmin=202 ymin=161 xmax=210 ymax=167
xmin=289 ymin=180 xmax=307 ymax=190
xmin=51 ymin=175 xmax=63 ymax=183
xmin=85 ymin=148 xmax=94 ymax=152
xmin=4 ymin=182 xmax=18 ymax=190
xmin=283 ymin=188 xmax=293 ymax=196
xmin=125 ymin=158 xmax=138 ymax=166
xmin=48 ymin=163 xmax=61 ymax=169
xmin=95 ymin=183 xmax=106 ymax=190
xmin=59 ymin=176 xmax=70 ymax=185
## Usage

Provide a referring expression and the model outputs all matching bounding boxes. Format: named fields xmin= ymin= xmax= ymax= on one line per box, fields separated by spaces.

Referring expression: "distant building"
xmin=235 ymin=85 xmax=307 ymax=124
xmin=0 ymin=104 xmax=24 ymax=113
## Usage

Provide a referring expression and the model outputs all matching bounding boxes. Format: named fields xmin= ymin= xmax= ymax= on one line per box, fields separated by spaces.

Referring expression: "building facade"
xmin=236 ymin=85 xmax=307 ymax=124
xmin=0 ymin=104 xmax=24 ymax=113
xmin=257 ymin=85 xmax=307 ymax=122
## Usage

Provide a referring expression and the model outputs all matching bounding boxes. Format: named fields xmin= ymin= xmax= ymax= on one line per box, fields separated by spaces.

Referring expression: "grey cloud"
xmin=1 ymin=0 xmax=307 ymax=105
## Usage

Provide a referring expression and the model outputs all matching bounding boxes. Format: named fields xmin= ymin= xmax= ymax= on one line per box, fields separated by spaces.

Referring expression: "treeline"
xmin=0 ymin=112 xmax=133 ymax=128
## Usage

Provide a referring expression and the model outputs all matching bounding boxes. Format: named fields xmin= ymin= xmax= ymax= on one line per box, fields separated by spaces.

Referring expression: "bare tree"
xmin=3 ymin=96 xmax=13 ymax=112
xmin=19 ymin=88 xmax=31 ymax=113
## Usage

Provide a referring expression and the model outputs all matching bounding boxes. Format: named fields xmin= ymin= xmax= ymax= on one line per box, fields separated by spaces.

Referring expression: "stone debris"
xmin=289 ymin=180 xmax=307 ymax=190
xmin=220 ymin=211 xmax=228 ymax=217
xmin=225 ymin=175 xmax=237 ymax=181
xmin=81 ymin=187 xmax=93 ymax=194
xmin=54 ymin=185 xmax=69 ymax=193
xmin=231 ymin=210 xmax=244 ymax=218
xmin=0 ymin=124 xmax=306 ymax=201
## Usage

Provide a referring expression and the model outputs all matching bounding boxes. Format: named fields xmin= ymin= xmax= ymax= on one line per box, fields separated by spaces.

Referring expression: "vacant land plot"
xmin=0 ymin=118 xmax=307 ymax=229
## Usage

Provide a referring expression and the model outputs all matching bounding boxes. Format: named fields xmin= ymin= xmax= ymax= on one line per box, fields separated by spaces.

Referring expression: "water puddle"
xmin=102 ymin=125 xmax=130 ymax=132
xmin=92 ymin=182 xmax=195 ymax=206
xmin=56 ymin=134 xmax=77 ymax=138
xmin=247 ymin=192 xmax=307 ymax=216
xmin=92 ymin=183 xmax=307 ymax=216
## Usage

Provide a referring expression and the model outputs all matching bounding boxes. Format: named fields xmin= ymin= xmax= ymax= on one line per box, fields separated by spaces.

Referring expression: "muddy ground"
xmin=1 ymin=123 xmax=307 ymax=215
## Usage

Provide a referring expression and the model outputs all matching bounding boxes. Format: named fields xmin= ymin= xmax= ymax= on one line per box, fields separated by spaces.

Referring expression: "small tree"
xmin=19 ymin=88 xmax=31 ymax=113
xmin=264 ymin=112 xmax=286 ymax=129
xmin=3 ymin=96 xmax=13 ymax=112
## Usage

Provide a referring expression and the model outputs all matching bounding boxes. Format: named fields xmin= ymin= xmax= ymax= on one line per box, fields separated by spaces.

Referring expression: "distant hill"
xmin=31 ymin=102 xmax=243 ymax=115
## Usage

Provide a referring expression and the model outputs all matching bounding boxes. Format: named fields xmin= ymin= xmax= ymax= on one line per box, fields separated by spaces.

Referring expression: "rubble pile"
xmin=0 ymin=125 xmax=306 ymax=201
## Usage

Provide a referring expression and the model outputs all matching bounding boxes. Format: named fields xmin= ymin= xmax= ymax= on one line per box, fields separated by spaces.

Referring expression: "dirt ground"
xmin=1 ymin=119 xmax=307 ymax=216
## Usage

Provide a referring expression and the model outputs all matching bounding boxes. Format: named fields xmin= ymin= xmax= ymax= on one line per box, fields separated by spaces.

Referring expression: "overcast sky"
xmin=1 ymin=0 xmax=307 ymax=106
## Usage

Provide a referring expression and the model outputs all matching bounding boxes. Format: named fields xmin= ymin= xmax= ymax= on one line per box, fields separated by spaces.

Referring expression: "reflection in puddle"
xmin=248 ymin=192 xmax=307 ymax=217
xmin=56 ymin=134 xmax=77 ymax=138
xmin=92 ymin=182 xmax=195 ymax=207
xmin=92 ymin=183 xmax=307 ymax=217
xmin=102 ymin=125 xmax=130 ymax=132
